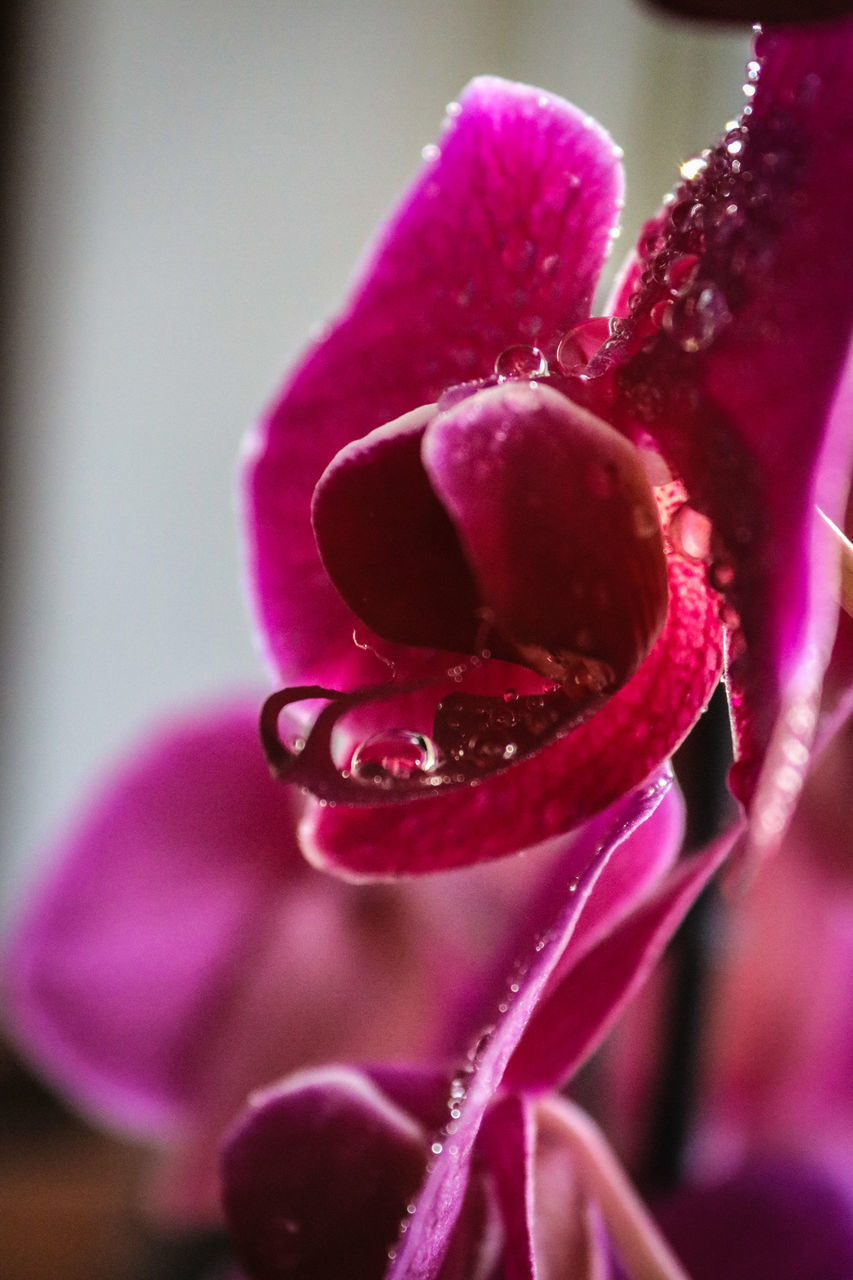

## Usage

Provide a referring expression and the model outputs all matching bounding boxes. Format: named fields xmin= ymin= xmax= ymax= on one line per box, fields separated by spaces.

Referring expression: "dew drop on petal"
xmin=666 ymin=254 xmax=699 ymax=291
xmin=708 ymin=559 xmax=735 ymax=592
xmin=351 ymin=730 xmax=439 ymax=781
xmin=662 ymin=282 xmax=731 ymax=353
xmin=720 ymin=601 xmax=741 ymax=630
xmin=680 ymin=156 xmax=707 ymax=181
xmin=494 ymin=344 xmax=549 ymax=380
xmin=555 ymin=316 xmax=613 ymax=376
xmin=669 ymin=502 xmax=712 ymax=562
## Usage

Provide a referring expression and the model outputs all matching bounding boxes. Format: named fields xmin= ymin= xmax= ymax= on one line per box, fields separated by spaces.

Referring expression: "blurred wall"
xmin=0 ymin=0 xmax=749 ymax=909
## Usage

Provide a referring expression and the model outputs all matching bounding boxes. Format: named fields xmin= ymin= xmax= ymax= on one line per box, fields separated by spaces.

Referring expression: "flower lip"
xmin=266 ymin=378 xmax=670 ymax=807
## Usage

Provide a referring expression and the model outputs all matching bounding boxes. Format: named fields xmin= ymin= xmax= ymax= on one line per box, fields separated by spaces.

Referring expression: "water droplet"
xmin=680 ymin=156 xmax=707 ymax=181
xmin=662 ymin=282 xmax=731 ymax=353
xmin=720 ymin=601 xmax=741 ymax=630
xmin=446 ymin=100 xmax=462 ymax=118
xmin=431 ymin=1141 xmax=443 ymax=1155
xmin=468 ymin=1027 xmax=494 ymax=1061
xmin=494 ymin=344 xmax=549 ymax=380
xmin=555 ymin=316 xmax=613 ymax=376
xmin=708 ymin=559 xmax=735 ymax=592
xmin=421 ymin=143 xmax=440 ymax=162
xmin=650 ymin=300 xmax=669 ymax=329
xmin=351 ymin=730 xmax=439 ymax=781
xmin=666 ymin=254 xmax=699 ymax=291
xmin=746 ymin=59 xmax=761 ymax=83
xmin=502 ymin=688 xmax=518 ymax=703
xmin=669 ymin=503 xmax=712 ymax=562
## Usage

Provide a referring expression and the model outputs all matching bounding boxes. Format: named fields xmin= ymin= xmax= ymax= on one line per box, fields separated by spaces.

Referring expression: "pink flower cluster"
xmin=5 ymin=17 xmax=853 ymax=1280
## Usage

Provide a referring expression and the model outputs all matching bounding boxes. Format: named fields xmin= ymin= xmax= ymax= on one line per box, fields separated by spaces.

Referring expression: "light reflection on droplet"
xmin=351 ymin=730 xmax=439 ymax=781
xmin=669 ymin=502 xmax=712 ymax=562
xmin=494 ymin=344 xmax=549 ymax=380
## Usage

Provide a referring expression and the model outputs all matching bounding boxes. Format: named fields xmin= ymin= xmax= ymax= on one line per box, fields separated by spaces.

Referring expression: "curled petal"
xmin=311 ymin=405 xmax=487 ymax=658
xmin=243 ymin=76 xmax=624 ymax=691
xmin=305 ymin=488 xmax=720 ymax=875
xmin=423 ymin=381 xmax=668 ymax=686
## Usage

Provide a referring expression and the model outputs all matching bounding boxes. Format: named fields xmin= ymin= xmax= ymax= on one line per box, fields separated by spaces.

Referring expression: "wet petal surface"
xmin=244 ymin=77 xmax=624 ymax=691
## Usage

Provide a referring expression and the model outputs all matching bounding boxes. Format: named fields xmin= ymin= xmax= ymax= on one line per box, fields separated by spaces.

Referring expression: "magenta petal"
xmin=423 ymin=382 xmax=668 ymax=685
xmin=244 ymin=77 xmax=624 ymax=689
xmin=304 ymin=504 xmax=720 ymax=875
xmin=221 ymin=1067 xmax=429 ymax=1280
xmin=387 ymin=777 xmax=670 ymax=1279
xmin=477 ymin=1096 xmax=536 ymax=1280
xmin=312 ymin=405 xmax=491 ymax=657
xmin=654 ymin=1157 xmax=853 ymax=1280
xmin=1 ymin=701 xmax=301 ymax=1135
xmin=610 ymin=23 xmax=853 ymax=852
xmin=502 ymin=826 xmax=737 ymax=1094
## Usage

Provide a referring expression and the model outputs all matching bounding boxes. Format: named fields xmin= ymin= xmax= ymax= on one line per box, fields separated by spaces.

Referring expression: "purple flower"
xmin=2 ymin=700 xmax=554 ymax=1224
xmin=243 ymin=22 xmax=853 ymax=880
xmin=220 ymin=776 xmax=735 ymax=1279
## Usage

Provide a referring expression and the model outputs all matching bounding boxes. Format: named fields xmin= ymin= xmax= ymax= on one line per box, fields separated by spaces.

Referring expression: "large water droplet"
xmin=663 ymin=282 xmax=731 ymax=353
xmin=555 ymin=317 xmax=613 ymax=376
xmin=669 ymin=502 xmax=712 ymax=562
xmin=351 ymin=730 xmax=439 ymax=781
xmin=494 ymin=344 xmax=549 ymax=381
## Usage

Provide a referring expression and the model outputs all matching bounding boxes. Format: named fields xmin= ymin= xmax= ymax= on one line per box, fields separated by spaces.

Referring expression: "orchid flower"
xmin=245 ymin=22 xmax=853 ymax=881
xmin=220 ymin=776 xmax=737 ymax=1280
xmin=1 ymin=700 xmax=559 ymax=1226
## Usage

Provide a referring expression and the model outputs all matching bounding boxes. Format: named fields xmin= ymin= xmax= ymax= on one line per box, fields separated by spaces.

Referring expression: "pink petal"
xmin=1 ymin=700 xmax=300 ymax=1135
xmin=221 ymin=1067 xmax=429 ymax=1280
xmin=387 ymin=777 xmax=670 ymax=1279
xmin=477 ymin=1097 xmax=536 ymax=1280
xmin=304 ymin=488 xmax=720 ymax=875
xmin=654 ymin=1157 xmax=853 ymax=1280
xmin=243 ymin=77 xmax=624 ymax=690
xmin=502 ymin=827 xmax=737 ymax=1095
xmin=311 ymin=404 xmax=489 ymax=659
xmin=602 ymin=24 xmax=853 ymax=854
xmin=423 ymin=382 xmax=668 ymax=686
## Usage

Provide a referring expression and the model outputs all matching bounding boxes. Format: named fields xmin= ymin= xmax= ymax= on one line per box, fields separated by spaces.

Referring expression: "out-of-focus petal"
xmin=221 ymin=1067 xmax=429 ymax=1280
xmin=699 ymin=799 xmax=853 ymax=1164
xmin=244 ymin=76 xmax=624 ymax=691
xmin=645 ymin=0 xmax=853 ymax=17
xmin=477 ymin=1096 xmax=536 ymax=1280
xmin=1 ymin=701 xmax=299 ymax=1134
xmin=654 ymin=1157 xmax=853 ymax=1280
